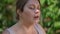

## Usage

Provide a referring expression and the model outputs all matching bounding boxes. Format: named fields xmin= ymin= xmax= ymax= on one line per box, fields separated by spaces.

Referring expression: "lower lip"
xmin=34 ymin=17 xmax=39 ymax=20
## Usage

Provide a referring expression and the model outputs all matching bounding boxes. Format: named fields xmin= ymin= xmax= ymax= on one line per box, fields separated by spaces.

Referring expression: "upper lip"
xmin=34 ymin=16 xmax=39 ymax=18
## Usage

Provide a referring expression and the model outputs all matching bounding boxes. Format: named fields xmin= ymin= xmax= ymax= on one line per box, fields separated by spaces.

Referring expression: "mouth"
xmin=34 ymin=16 xmax=39 ymax=19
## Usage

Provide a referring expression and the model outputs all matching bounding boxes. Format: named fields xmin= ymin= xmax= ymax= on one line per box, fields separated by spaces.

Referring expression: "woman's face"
xmin=20 ymin=0 xmax=40 ymax=24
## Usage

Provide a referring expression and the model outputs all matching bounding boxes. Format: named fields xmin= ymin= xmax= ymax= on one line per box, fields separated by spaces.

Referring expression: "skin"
xmin=2 ymin=0 xmax=46 ymax=34
xmin=18 ymin=0 xmax=40 ymax=28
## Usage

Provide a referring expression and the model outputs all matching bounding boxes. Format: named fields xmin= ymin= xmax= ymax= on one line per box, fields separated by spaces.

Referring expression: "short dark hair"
xmin=16 ymin=0 xmax=28 ymax=12
xmin=16 ymin=0 xmax=40 ymax=20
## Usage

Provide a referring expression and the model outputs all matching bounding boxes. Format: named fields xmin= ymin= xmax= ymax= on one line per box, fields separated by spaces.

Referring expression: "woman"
xmin=2 ymin=0 xmax=46 ymax=34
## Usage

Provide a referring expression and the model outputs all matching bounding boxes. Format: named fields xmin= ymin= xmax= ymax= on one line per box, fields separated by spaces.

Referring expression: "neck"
xmin=16 ymin=20 xmax=35 ymax=30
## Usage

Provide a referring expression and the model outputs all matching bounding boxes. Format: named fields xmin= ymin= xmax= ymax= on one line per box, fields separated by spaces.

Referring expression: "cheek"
xmin=24 ymin=10 xmax=34 ymax=18
xmin=23 ymin=7 xmax=34 ymax=21
xmin=24 ymin=8 xmax=34 ymax=17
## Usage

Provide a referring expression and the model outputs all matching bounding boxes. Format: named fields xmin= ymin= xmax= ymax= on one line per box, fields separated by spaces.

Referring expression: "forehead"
xmin=26 ymin=0 xmax=40 ymax=6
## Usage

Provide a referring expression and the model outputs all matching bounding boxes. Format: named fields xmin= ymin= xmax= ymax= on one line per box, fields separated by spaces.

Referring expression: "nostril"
xmin=35 ymin=12 xmax=38 ymax=14
xmin=35 ymin=10 xmax=39 ymax=14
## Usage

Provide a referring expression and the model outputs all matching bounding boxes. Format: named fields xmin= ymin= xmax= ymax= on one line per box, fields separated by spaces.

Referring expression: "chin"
xmin=34 ymin=20 xmax=39 ymax=24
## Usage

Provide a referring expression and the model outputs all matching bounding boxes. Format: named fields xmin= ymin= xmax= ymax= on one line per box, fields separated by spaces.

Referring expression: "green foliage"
xmin=0 ymin=0 xmax=60 ymax=34
xmin=40 ymin=0 xmax=60 ymax=34
xmin=0 ymin=0 xmax=16 ymax=34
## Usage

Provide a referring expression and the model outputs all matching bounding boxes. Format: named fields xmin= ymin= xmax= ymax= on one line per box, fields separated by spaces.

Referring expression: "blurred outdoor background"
xmin=0 ymin=0 xmax=60 ymax=34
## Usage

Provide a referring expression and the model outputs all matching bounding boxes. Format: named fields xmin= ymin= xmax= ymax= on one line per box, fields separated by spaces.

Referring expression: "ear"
xmin=17 ymin=9 xmax=22 ymax=17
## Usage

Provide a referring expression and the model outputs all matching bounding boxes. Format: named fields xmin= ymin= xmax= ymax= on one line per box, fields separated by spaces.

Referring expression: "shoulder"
xmin=2 ymin=30 xmax=10 ymax=34
xmin=37 ymin=24 xmax=46 ymax=34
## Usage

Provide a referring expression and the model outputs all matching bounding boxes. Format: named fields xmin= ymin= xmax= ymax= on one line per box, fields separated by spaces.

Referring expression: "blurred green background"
xmin=0 ymin=0 xmax=60 ymax=34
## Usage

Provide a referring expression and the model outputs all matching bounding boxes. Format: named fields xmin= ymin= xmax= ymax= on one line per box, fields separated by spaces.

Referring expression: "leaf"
xmin=57 ymin=9 xmax=60 ymax=16
xmin=4 ymin=0 xmax=15 ymax=4
xmin=0 ymin=14 xmax=3 ymax=20
xmin=54 ymin=22 xmax=60 ymax=30
xmin=40 ymin=0 xmax=45 ymax=6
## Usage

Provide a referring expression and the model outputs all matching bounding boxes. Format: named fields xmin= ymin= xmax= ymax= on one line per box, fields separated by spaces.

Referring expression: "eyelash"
xmin=29 ymin=7 xmax=35 ymax=10
xmin=29 ymin=6 xmax=40 ymax=10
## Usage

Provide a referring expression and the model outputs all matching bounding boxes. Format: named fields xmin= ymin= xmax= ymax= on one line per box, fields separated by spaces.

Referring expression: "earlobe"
xmin=17 ymin=9 xmax=22 ymax=17
xmin=16 ymin=9 xmax=19 ymax=14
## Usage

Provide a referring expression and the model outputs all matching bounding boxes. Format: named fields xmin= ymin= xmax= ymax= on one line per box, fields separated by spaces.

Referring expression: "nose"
xmin=34 ymin=9 xmax=40 ymax=14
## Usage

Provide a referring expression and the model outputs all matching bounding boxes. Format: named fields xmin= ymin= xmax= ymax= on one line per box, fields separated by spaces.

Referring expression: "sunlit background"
xmin=0 ymin=0 xmax=60 ymax=34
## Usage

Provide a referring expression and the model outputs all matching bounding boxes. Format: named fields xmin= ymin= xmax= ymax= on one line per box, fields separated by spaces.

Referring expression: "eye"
xmin=29 ymin=6 xmax=35 ymax=10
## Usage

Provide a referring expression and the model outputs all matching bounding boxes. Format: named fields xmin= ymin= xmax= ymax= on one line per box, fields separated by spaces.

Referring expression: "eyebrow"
xmin=28 ymin=4 xmax=35 ymax=7
xmin=28 ymin=4 xmax=40 ymax=7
